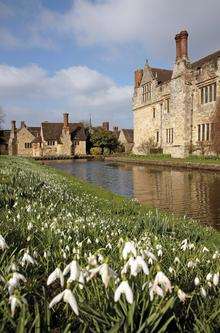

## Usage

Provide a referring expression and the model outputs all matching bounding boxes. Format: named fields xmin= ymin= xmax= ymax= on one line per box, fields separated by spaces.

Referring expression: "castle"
xmin=8 ymin=113 xmax=87 ymax=157
xmin=132 ymin=30 xmax=220 ymax=158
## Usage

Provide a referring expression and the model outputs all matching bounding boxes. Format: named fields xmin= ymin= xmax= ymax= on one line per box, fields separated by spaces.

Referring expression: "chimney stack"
xmin=11 ymin=120 xmax=16 ymax=131
xmin=63 ymin=113 xmax=69 ymax=129
xmin=102 ymin=122 xmax=109 ymax=131
xmin=21 ymin=121 xmax=26 ymax=128
xmin=113 ymin=126 xmax=118 ymax=132
xmin=179 ymin=30 xmax=188 ymax=59
xmin=134 ymin=69 xmax=143 ymax=88
xmin=175 ymin=33 xmax=181 ymax=61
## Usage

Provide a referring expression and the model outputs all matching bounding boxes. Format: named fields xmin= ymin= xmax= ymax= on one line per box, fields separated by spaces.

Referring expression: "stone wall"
xmin=17 ymin=127 xmax=35 ymax=157
xmin=75 ymin=141 xmax=86 ymax=155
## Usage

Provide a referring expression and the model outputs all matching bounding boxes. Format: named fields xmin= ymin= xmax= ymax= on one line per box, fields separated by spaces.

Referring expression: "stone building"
xmin=118 ymin=129 xmax=134 ymax=153
xmin=133 ymin=30 xmax=220 ymax=158
xmin=8 ymin=113 xmax=87 ymax=157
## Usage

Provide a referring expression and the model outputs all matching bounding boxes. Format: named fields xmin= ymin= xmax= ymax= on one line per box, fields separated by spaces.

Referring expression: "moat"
xmin=46 ymin=159 xmax=220 ymax=229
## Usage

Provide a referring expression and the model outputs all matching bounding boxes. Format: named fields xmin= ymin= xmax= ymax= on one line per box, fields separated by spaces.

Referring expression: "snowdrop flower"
xmin=114 ymin=280 xmax=133 ymax=304
xmin=157 ymin=249 xmax=163 ymax=257
xmin=88 ymin=254 xmax=97 ymax=267
xmin=174 ymin=257 xmax=180 ymax=264
xmin=0 ymin=235 xmax=8 ymax=250
xmin=149 ymin=282 xmax=164 ymax=300
xmin=27 ymin=222 xmax=33 ymax=231
xmin=206 ymin=273 xmax=212 ymax=281
xmin=9 ymin=295 xmax=22 ymax=317
xmin=181 ymin=239 xmax=188 ymax=251
xmin=154 ymin=271 xmax=172 ymax=293
xmin=202 ymin=247 xmax=209 ymax=253
xmin=187 ymin=261 xmax=196 ymax=268
xmin=213 ymin=272 xmax=219 ymax=286
xmin=21 ymin=252 xmax=36 ymax=266
xmin=89 ymin=263 xmax=116 ymax=288
xmin=49 ymin=289 xmax=79 ymax=315
xmin=200 ymin=287 xmax=207 ymax=298
xmin=213 ymin=251 xmax=219 ymax=259
xmin=63 ymin=260 xmax=80 ymax=283
xmin=47 ymin=268 xmax=64 ymax=287
xmin=168 ymin=267 xmax=175 ymax=275
xmin=122 ymin=242 xmax=137 ymax=260
xmin=177 ymin=289 xmax=188 ymax=303
xmin=122 ymin=256 xmax=149 ymax=277
xmin=194 ymin=277 xmax=200 ymax=286
xmin=8 ymin=272 xmax=26 ymax=295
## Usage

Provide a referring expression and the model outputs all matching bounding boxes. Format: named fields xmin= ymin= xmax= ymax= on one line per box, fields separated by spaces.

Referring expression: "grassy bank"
xmin=0 ymin=156 xmax=220 ymax=332
xmin=111 ymin=153 xmax=220 ymax=165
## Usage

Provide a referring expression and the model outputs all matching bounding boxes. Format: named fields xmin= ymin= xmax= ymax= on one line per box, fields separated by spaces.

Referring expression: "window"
xmin=142 ymin=82 xmax=151 ymax=102
xmin=156 ymin=130 xmax=159 ymax=143
xmin=197 ymin=123 xmax=213 ymax=141
xmin=153 ymin=108 xmax=156 ymax=119
xmin=166 ymin=99 xmax=170 ymax=113
xmin=47 ymin=140 xmax=55 ymax=146
xmin=200 ymin=83 xmax=217 ymax=104
xmin=166 ymin=128 xmax=174 ymax=144
xmin=25 ymin=142 xmax=32 ymax=149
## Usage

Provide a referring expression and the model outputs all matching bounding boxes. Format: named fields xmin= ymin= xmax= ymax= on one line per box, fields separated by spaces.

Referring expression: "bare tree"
xmin=137 ymin=137 xmax=157 ymax=154
xmin=0 ymin=106 xmax=5 ymax=129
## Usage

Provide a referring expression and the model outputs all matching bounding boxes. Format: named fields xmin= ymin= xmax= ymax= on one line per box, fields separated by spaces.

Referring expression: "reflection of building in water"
xmin=132 ymin=165 xmax=220 ymax=228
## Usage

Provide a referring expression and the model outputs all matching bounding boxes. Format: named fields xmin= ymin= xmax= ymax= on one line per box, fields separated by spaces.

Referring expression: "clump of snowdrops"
xmin=0 ymin=156 xmax=219 ymax=332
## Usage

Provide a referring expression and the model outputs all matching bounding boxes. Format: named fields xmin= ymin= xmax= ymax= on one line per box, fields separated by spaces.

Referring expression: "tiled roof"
xmin=192 ymin=50 xmax=220 ymax=69
xmin=151 ymin=68 xmax=173 ymax=84
xmin=28 ymin=127 xmax=41 ymax=137
xmin=121 ymin=129 xmax=134 ymax=143
xmin=41 ymin=122 xmax=86 ymax=142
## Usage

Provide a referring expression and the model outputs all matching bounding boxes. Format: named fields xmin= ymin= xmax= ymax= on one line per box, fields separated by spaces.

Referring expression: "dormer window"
xmin=47 ymin=140 xmax=56 ymax=146
xmin=142 ymin=83 xmax=151 ymax=102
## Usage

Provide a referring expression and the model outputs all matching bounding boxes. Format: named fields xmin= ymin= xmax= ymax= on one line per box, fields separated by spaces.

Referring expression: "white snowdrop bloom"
xmin=88 ymin=263 xmax=116 ymax=288
xmin=128 ymin=256 xmax=149 ymax=276
xmin=207 ymin=281 xmax=212 ymax=288
xmin=200 ymin=287 xmax=207 ymax=298
xmin=8 ymin=272 xmax=26 ymax=295
xmin=27 ymin=222 xmax=33 ymax=231
xmin=122 ymin=242 xmax=137 ymax=260
xmin=63 ymin=261 xmax=80 ymax=283
xmin=187 ymin=261 xmax=196 ymax=268
xmin=168 ymin=267 xmax=175 ymax=275
xmin=88 ymin=254 xmax=97 ymax=267
xmin=98 ymin=254 xmax=104 ymax=263
xmin=149 ymin=282 xmax=164 ymax=301
xmin=206 ymin=273 xmax=212 ymax=281
xmin=27 ymin=236 xmax=31 ymax=242
xmin=194 ymin=277 xmax=200 ymax=286
xmin=202 ymin=247 xmax=209 ymax=253
xmin=49 ymin=289 xmax=79 ymax=315
xmin=174 ymin=257 xmax=180 ymax=264
xmin=47 ymin=268 xmax=64 ymax=287
xmin=9 ymin=295 xmax=22 ymax=317
xmin=78 ymin=271 xmax=85 ymax=289
xmin=114 ymin=280 xmax=133 ymax=304
xmin=181 ymin=239 xmax=188 ymax=251
xmin=0 ymin=235 xmax=8 ymax=250
xmin=177 ymin=289 xmax=188 ymax=303
xmin=213 ymin=272 xmax=219 ymax=286
xmin=213 ymin=251 xmax=219 ymax=259
xmin=145 ymin=251 xmax=157 ymax=262
xmin=21 ymin=252 xmax=36 ymax=266
xmin=157 ymin=249 xmax=163 ymax=257
xmin=188 ymin=243 xmax=195 ymax=250
xmin=154 ymin=271 xmax=172 ymax=293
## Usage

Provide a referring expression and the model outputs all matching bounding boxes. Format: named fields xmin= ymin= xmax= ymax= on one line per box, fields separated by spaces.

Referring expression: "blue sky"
xmin=0 ymin=0 xmax=220 ymax=129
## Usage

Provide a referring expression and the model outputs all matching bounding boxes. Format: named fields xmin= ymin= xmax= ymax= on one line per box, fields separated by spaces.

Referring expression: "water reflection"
xmin=46 ymin=160 xmax=220 ymax=229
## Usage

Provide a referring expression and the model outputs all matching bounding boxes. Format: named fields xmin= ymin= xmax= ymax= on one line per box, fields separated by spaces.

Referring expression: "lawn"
xmin=0 ymin=156 xmax=220 ymax=332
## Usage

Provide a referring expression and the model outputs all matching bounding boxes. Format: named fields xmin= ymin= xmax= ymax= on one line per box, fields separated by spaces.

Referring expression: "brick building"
xmin=8 ymin=113 xmax=87 ymax=157
xmin=132 ymin=30 xmax=220 ymax=158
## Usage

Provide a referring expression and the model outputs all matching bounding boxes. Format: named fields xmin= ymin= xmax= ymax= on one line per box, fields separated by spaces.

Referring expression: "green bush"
xmin=103 ymin=147 xmax=110 ymax=155
xmin=90 ymin=147 xmax=102 ymax=155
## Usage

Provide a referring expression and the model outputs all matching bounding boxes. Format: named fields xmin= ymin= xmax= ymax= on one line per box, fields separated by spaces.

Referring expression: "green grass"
xmin=112 ymin=153 xmax=220 ymax=165
xmin=0 ymin=156 xmax=220 ymax=332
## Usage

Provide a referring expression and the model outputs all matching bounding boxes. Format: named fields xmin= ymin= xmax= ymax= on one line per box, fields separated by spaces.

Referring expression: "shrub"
xmin=90 ymin=147 xmax=102 ymax=155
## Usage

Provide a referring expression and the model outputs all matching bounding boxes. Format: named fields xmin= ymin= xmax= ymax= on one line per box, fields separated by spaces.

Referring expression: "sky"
xmin=0 ymin=0 xmax=220 ymax=129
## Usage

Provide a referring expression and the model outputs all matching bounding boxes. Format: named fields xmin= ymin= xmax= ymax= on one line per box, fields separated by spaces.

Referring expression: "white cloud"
xmin=0 ymin=63 xmax=133 ymax=128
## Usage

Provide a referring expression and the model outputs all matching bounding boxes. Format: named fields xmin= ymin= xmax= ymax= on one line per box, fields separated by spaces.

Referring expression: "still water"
xmin=46 ymin=160 xmax=220 ymax=229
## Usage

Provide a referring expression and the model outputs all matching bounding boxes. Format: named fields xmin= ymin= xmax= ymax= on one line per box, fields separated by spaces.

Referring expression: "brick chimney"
xmin=175 ymin=33 xmax=181 ymax=61
xmin=102 ymin=122 xmax=109 ymax=131
xmin=10 ymin=120 xmax=16 ymax=139
xmin=179 ymin=30 xmax=188 ymax=59
xmin=175 ymin=30 xmax=189 ymax=61
xmin=113 ymin=126 xmax=118 ymax=132
xmin=134 ymin=69 xmax=143 ymax=88
xmin=20 ymin=121 xmax=26 ymax=129
xmin=63 ymin=113 xmax=69 ymax=129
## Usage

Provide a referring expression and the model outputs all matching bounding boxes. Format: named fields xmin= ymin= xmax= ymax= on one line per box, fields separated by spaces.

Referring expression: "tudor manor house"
xmin=133 ymin=30 xmax=220 ymax=158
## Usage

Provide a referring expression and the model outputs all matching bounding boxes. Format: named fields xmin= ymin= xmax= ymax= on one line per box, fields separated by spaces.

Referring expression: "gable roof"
xmin=28 ymin=127 xmax=41 ymax=137
xmin=41 ymin=122 xmax=86 ymax=142
xmin=121 ymin=129 xmax=134 ymax=143
xmin=192 ymin=50 xmax=220 ymax=69
xmin=151 ymin=68 xmax=173 ymax=84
